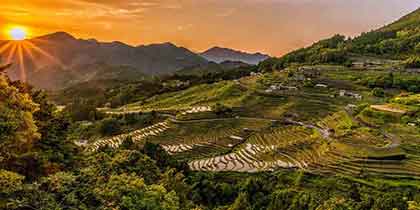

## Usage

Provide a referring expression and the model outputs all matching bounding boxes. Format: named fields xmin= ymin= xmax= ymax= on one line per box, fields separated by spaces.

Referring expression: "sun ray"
xmin=6 ymin=43 xmax=17 ymax=63
xmin=21 ymin=43 xmax=39 ymax=69
xmin=17 ymin=43 xmax=27 ymax=82
xmin=0 ymin=41 xmax=12 ymax=54
xmin=24 ymin=40 xmax=64 ymax=68
xmin=30 ymin=38 xmax=55 ymax=46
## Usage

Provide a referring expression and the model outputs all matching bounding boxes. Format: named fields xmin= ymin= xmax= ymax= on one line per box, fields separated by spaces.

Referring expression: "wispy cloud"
xmin=0 ymin=0 xmax=418 ymax=55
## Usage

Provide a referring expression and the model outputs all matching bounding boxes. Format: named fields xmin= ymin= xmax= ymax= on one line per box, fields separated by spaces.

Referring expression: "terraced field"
xmin=107 ymin=81 xmax=248 ymax=113
xmin=146 ymin=118 xmax=273 ymax=160
xmin=86 ymin=121 xmax=171 ymax=152
xmin=188 ymin=125 xmax=327 ymax=172
xmin=308 ymin=142 xmax=420 ymax=179
xmin=87 ymin=72 xmax=420 ymax=179
xmin=87 ymin=106 xmax=214 ymax=152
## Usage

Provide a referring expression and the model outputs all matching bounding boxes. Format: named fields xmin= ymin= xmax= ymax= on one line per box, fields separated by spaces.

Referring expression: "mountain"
xmin=200 ymin=47 xmax=270 ymax=65
xmin=0 ymin=32 xmax=207 ymax=89
xmin=380 ymin=7 xmax=420 ymax=31
xmin=176 ymin=60 xmax=251 ymax=76
xmin=260 ymin=7 xmax=420 ymax=69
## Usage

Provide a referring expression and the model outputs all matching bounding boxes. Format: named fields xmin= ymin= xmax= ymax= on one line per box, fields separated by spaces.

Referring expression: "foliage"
xmin=0 ymin=169 xmax=24 ymax=194
xmin=0 ymin=70 xmax=80 ymax=180
xmin=392 ymin=94 xmax=420 ymax=106
xmin=372 ymin=87 xmax=385 ymax=97
xmin=259 ymin=8 xmax=420 ymax=70
xmin=404 ymin=56 xmax=420 ymax=68
xmin=0 ymin=74 xmax=41 ymax=178
xmin=360 ymin=72 xmax=420 ymax=93
xmin=63 ymin=98 xmax=102 ymax=121
xmin=98 ymin=117 xmax=122 ymax=136
xmin=213 ymin=103 xmax=233 ymax=117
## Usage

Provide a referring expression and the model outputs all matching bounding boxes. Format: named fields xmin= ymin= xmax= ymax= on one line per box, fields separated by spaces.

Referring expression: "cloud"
xmin=1 ymin=0 xmax=419 ymax=55
xmin=216 ymin=8 xmax=236 ymax=17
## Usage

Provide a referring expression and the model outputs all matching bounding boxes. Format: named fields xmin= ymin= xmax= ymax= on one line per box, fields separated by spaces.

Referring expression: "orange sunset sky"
xmin=1 ymin=0 xmax=419 ymax=56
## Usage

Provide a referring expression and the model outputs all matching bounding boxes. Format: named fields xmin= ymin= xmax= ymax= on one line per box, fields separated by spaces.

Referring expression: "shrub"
xmin=404 ymin=56 xmax=420 ymax=68
xmin=213 ymin=103 xmax=233 ymax=116
xmin=372 ymin=88 xmax=385 ymax=97
xmin=303 ymin=80 xmax=315 ymax=88
xmin=98 ymin=118 xmax=121 ymax=136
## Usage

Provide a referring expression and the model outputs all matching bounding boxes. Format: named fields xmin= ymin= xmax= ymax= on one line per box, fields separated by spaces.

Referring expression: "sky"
xmin=0 ymin=0 xmax=419 ymax=56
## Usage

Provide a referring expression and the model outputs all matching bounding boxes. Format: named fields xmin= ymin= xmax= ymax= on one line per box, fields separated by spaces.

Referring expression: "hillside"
xmin=201 ymin=46 xmax=270 ymax=65
xmin=381 ymin=7 xmax=420 ymax=31
xmin=98 ymin=64 xmax=420 ymax=179
xmin=0 ymin=32 xmax=207 ymax=89
xmin=175 ymin=60 xmax=251 ymax=76
xmin=260 ymin=8 xmax=420 ymax=69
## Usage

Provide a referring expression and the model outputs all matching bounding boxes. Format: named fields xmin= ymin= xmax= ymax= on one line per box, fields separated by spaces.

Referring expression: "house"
xmin=345 ymin=104 xmax=357 ymax=112
xmin=315 ymin=84 xmax=328 ymax=88
xmin=74 ymin=140 xmax=88 ymax=147
xmin=230 ymin=135 xmax=244 ymax=141
xmin=297 ymin=66 xmax=321 ymax=77
xmin=346 ymin=104 xmax=357 ymax=109
xmin=281 ymin=85 xmax=298 ymax=90
xmin=340 ymin=90 xmax=362 ymax=100
xmin=250 ymin=72 xmax=262 ymax=76
xmin=265 ymin=84 xmax=298 ymax=93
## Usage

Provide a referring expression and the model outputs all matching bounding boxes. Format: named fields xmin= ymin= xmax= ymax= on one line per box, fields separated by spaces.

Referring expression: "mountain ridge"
xmin=259 ymin=7 xmax=420 ymax=69
xmin=200 ymin=46 xmax=270 ymax=65
xmin=0 ymin=31 xmax=208 ymax=89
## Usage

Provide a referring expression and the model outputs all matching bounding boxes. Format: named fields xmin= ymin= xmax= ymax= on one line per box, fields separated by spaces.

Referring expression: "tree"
xmin=408 ymin=201 xmax=420 ymax=210
xmin=228 ymin=193 xmax=251 ymax=210
xmin=372 ymin=88 xmax=385 ymax=97
xmin=0 ymin=169 xmax=24 ymax=195
xmin=95 ymin=173 xmax=180 ymax=210
xmin=404 ymin=56 xmax=420 ymax=68
xmin=213 ymin=103 xmax=233 ymax=116
xmin=0 ymin=73 xmax=41 ymax=177
xmin=98 ymin=117 xmax=121 ymax=136
xmin=31 ymin=90 xmax=79 ymax=174
xmin=64 ymin=98 xmax=99 ymax=121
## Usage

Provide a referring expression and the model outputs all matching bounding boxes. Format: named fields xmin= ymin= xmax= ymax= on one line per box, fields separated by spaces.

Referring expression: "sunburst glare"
xmin=0 ymin=25 xmax=63 ymax=82
xmin=6 ymin=26 xmax=28 ymax=41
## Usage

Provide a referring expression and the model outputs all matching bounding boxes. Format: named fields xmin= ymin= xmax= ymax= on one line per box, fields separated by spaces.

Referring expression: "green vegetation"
xmin=260 ymin=8 xmax=420 ymax=69
xmin=404 ymin=56 xmax=420 ymax=68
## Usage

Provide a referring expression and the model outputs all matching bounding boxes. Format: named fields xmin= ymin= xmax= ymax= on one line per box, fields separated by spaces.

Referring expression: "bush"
xmin=98 ymin=118 xmax=121 ymax=136
xmin=372 ymin=88 xmax=385 ymax=97
xmin=213 ymin=103 xmax=233 ymax=116
xmin=303 ymin=80 xmax=315 ymax=88
xmin=404 ymin=56 xmax=420 ymax=68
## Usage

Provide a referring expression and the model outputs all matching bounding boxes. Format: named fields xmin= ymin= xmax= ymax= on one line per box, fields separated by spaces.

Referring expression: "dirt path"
xmin=370 ymin=105 xmax=407 ymax=114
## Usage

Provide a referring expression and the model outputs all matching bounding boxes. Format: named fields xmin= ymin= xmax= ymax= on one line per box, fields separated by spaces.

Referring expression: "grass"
xmin=96 ymin=65 xmax=420 ymax=179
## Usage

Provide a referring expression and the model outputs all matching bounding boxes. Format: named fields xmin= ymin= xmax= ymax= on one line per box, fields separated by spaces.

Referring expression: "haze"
xmin=1 ymin=0 xmax=419 ymax=56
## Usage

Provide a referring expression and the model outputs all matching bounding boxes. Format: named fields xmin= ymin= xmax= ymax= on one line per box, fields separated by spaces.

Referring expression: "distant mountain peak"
xmin=139 ymin=42 xmax=177 ymax=48
xmin=201 ymin=46 xmax=270 ymax=65
xmin=1 ymin=31 xmax=208 ymax=89
xmin=35 ymin=31 xmax=76 ymax=41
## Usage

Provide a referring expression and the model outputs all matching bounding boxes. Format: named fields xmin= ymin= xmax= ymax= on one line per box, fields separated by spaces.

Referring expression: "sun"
xmin=8 ymin=27 xmax=28 ymax=40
